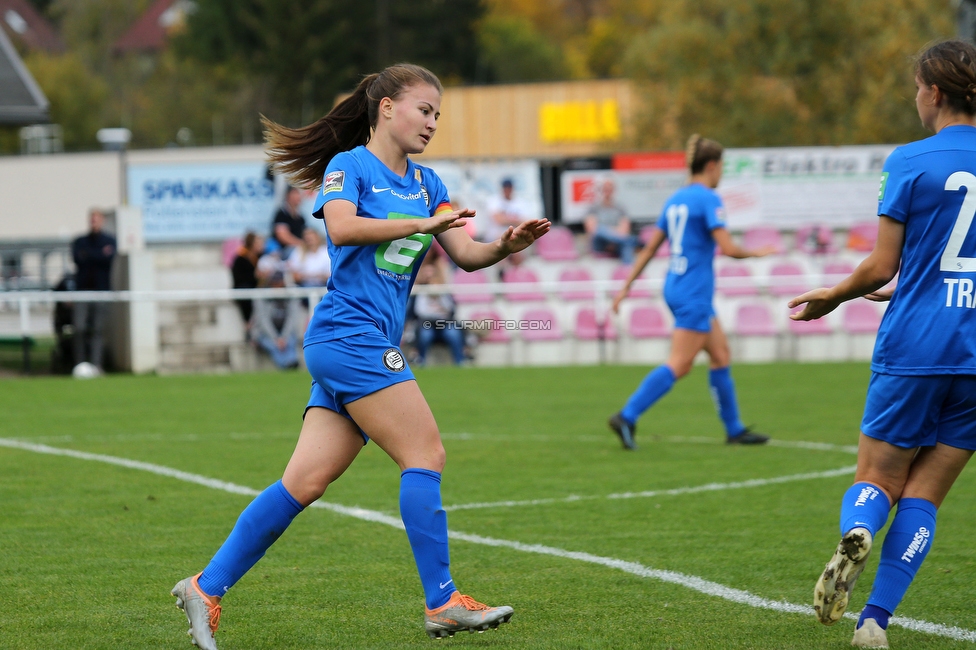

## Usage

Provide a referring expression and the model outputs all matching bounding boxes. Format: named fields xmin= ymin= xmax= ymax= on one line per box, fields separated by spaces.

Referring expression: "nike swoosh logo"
xmin=372 ymin=185 xmax=390 ymax=193
xmin=439 ymin=580 xmax=453 ymax=589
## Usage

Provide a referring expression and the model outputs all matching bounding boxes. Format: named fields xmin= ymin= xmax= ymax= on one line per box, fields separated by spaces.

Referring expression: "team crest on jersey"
xmin=414 ymin=168 xmax=430 ymax=207
xmin=715 ymin=207 xmax=727 ymax=225
xmin=322 ymin=171 xmax=345 ymax=195
xmin=382 ymin=348 xmax=406 ymax=372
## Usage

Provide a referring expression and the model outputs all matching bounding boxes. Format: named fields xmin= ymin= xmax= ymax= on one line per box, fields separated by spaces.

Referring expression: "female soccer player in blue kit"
xmin=170 ymin=64 xmax=549 ymax=649
xmin=608 ymin=135 xmax=775 ymax=450
xmin=793 ymin=40 xmax=976 ymax=649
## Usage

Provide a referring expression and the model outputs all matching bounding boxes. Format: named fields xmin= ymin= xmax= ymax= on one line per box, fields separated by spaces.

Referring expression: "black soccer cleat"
xmin=608 ymin=412 xmax=637 ymax=450
xmin=726 ymin=427 xmax=769 ymax=445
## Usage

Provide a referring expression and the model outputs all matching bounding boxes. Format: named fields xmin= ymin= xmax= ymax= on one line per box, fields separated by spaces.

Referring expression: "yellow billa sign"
xmin=539 ymin=99 xmax=621 ymax=143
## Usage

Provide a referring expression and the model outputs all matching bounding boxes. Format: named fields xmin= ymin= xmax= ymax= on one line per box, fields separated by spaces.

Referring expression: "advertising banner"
xmin=560 ymin=145 xmax=896 ymax=230
xmin=128 ymin=162 xmax=276 ymax=242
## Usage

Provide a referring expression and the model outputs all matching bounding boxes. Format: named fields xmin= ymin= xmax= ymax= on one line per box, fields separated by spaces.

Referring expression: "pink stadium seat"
xmin=558 ymin=267 xmax=595 ymax=301
xmin=843 ymin=301 xmax=881 ymax=334
xmin=638 ymin=225 xmax=669 ymax=256
xmin=502 ymin=267 xmax=546 ymax=302
xmin=794 ymin=224 xmax=837 ymax=255
xmin=716 ymin=264 xmax=758 ymax=297
xmin=575 ymin=307 xmax=617 ymax=340
xmin=520 ymin=307 xmax=562 ymax=341
xmin=535 ymin=226 xmax=579 ymax=261
xmin=768 ymin=262 xmax=808 ymax=297
xmin=743 ymin=226 xmax=785 ymax=254
xmin=452 ymin=269 xmax=494 ymax=304
xmin=847 ymin=221 xmax=878 ymax=252
xmin=788 ymin=307 xmax=832 ymax=334
xmin=822 ymin=260 xmax=855 ymax=286
xmin=467 ymin=309 xmax=510 ymax=342
xmin=612 ymin=264 xmax=653 ymax=298
xmin=629 ymin=305 xmax=669 ymax=339
xmin=222 ymin=238 xmax=242 ymax=268
xmin=735 ymin=303 xmax=778 ymax=336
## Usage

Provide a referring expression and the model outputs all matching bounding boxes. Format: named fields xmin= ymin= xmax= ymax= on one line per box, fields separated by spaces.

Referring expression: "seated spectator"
xmin=252 ymin=270 xmax=303 ymax=369
xmin=413 ymin=251 xmax=466 ymax=366
xmin=287 ymin=228 xmax=331 ymax=287
xmin=584 ymin=177 xmax=640 ymax=263
xmin=231 ymin=232 xmax=265 ymax=327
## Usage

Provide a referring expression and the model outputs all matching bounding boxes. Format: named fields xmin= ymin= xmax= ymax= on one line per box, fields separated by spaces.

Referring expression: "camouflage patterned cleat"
xmin=608 ymin=412 xmax=637 ymax=450
xmin=814 ymin=527 xmax=873 ymax=625
xmin=171 ymin=573 xmax=222 ymax=650
xmin=852 ymin=618 xmax=889 ymax=648
xmin=424 ymin=592 xmax=513 ymax=639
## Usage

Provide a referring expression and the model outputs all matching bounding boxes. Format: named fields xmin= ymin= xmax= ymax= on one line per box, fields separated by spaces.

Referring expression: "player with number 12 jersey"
xmin=609 ymin=135 xmax=775 ymax=451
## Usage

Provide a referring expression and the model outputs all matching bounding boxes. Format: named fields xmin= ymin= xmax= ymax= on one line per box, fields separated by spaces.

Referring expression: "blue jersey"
xmin=659 ymin=183 xmax=726 ymax=304
xmin=304 ymin=146 xmax=452 ymax=346
xmin=874 ymin=125 xmax=976 ymax=375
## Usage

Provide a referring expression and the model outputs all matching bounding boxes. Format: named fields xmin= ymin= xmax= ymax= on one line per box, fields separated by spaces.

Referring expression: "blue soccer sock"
xmin=708 ymin=366 xmax=746 ymax=437
xmin=864 ymin=497 xmax=937 ymax=616
xmin=621 ymin=366 xmax=676 ymax=425
xmin=400 ymin=468 xmax=454 ymax=610
xmin=857 ymin=603 xmax=892 ymax=631
xmin=839 ymin=482 xmax=891 ymax=536
xmin=197 ymin=480 xmax=304 ymax=598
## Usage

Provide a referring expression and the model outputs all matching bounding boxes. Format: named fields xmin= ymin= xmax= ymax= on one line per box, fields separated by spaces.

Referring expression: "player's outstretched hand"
xmin=611 ymin=289 xmax=628 ymax=314
xmin=788 ymin=287 xmax=839 ymax=321
xmin=501 ymin=219 xmax=551 ymax=255
xmin=753 ymin=244 xmax=779 ymax=258
xmin=421 ymin=208 xmax=474 ymax=235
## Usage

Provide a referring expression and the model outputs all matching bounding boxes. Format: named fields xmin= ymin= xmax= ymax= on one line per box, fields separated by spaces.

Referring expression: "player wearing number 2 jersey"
xmin=792 ymin=40 xmax=976 ymax=649
xmin=170 ymin=64 xmax=549 ymax=649
xmin=608 ymin=135 xmax=775 ymax=450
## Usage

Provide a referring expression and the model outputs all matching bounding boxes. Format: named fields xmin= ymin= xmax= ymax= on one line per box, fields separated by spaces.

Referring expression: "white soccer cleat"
xmin=852 ymin=618 xmax=889 ymax=648
xmin=814 ymin=527 xmax=873 ymax=625
xmin=172 ymin=573 xmax=221 ymax=650
xmin=424 ymin=591 xmax=513 ymax=639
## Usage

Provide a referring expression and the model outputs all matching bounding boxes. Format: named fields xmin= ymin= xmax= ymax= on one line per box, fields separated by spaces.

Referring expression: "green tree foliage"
xmin=176 ymin=0 xmax=484 ymax=127
xmin=23 ymin=51 xmax=109 ymax=150
xmin=476 ymin=15 xmax=568 ymax=82
xmin=620 ymin=0 xmax=955 ymax=148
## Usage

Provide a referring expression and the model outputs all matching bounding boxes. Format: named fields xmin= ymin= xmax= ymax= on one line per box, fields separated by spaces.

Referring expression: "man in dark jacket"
xmin=71 ymin=209 xmax=116 ymax=374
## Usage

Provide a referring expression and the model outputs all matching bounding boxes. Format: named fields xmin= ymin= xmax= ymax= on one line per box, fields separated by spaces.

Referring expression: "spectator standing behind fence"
xmin=287 ymin=228 xmax=331 ymax=287
xmin=584 ymin=177 xmax=640 ymax=263
xmin=231 ymin=232 xmax=265 ymax=329
xmin=71 ymin=208 xmax=115 ymax=375
xmin=413 ymin=250 xmax=465 ymax=366
xmin=269 ymin=186 xmax=307 ymax=259
xmin=252 ymin=270 xmax=302 ymax=369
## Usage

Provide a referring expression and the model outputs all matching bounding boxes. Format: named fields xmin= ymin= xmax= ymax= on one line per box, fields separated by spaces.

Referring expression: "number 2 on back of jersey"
xmin=943 ymin=172 xmax=976 ymax=272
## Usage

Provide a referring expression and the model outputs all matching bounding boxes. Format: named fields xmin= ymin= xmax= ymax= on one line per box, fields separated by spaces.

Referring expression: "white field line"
xmin=7 ymin=432 xmax=861 ymax=457
xmin=445 ymin=466 xmax=858 ymax=512
xmin=0 ymin=437 xmax=973 ymax=644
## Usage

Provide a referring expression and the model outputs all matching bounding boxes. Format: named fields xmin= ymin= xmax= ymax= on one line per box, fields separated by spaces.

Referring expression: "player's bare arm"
xmin=789 ymin=217 xmax=904 ymax=320
xmin=437 ymin=218 xmax=549 ymax=272
xmin=325 ymin=200 xmax=467 ymax=246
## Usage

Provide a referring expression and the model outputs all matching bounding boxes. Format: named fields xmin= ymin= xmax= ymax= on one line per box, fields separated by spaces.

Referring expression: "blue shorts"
xmin=303 ymin=332 xmax=416 ymax=444
xmin=666 ymin=300 xmax=715 ymax=333
xmin=861 ymin=373 xmax=976 ymax=450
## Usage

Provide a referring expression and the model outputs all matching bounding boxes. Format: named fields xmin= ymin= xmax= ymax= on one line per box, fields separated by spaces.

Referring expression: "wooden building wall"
xmin=414 ymin=79 xmax=636 ymax=160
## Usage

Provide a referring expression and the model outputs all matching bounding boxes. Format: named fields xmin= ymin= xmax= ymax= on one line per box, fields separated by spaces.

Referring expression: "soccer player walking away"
xmin=170 ymin=63 xmax=549 ymax=649
xmin=793 ymin=40 xmax=976 ymax=649
xmin=608 ymin=135 xmax=775 ymax=450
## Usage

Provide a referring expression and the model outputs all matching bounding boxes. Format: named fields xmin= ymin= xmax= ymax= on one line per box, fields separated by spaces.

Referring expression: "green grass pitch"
xmin=1 ymin=363 xmax=974 ymax=649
